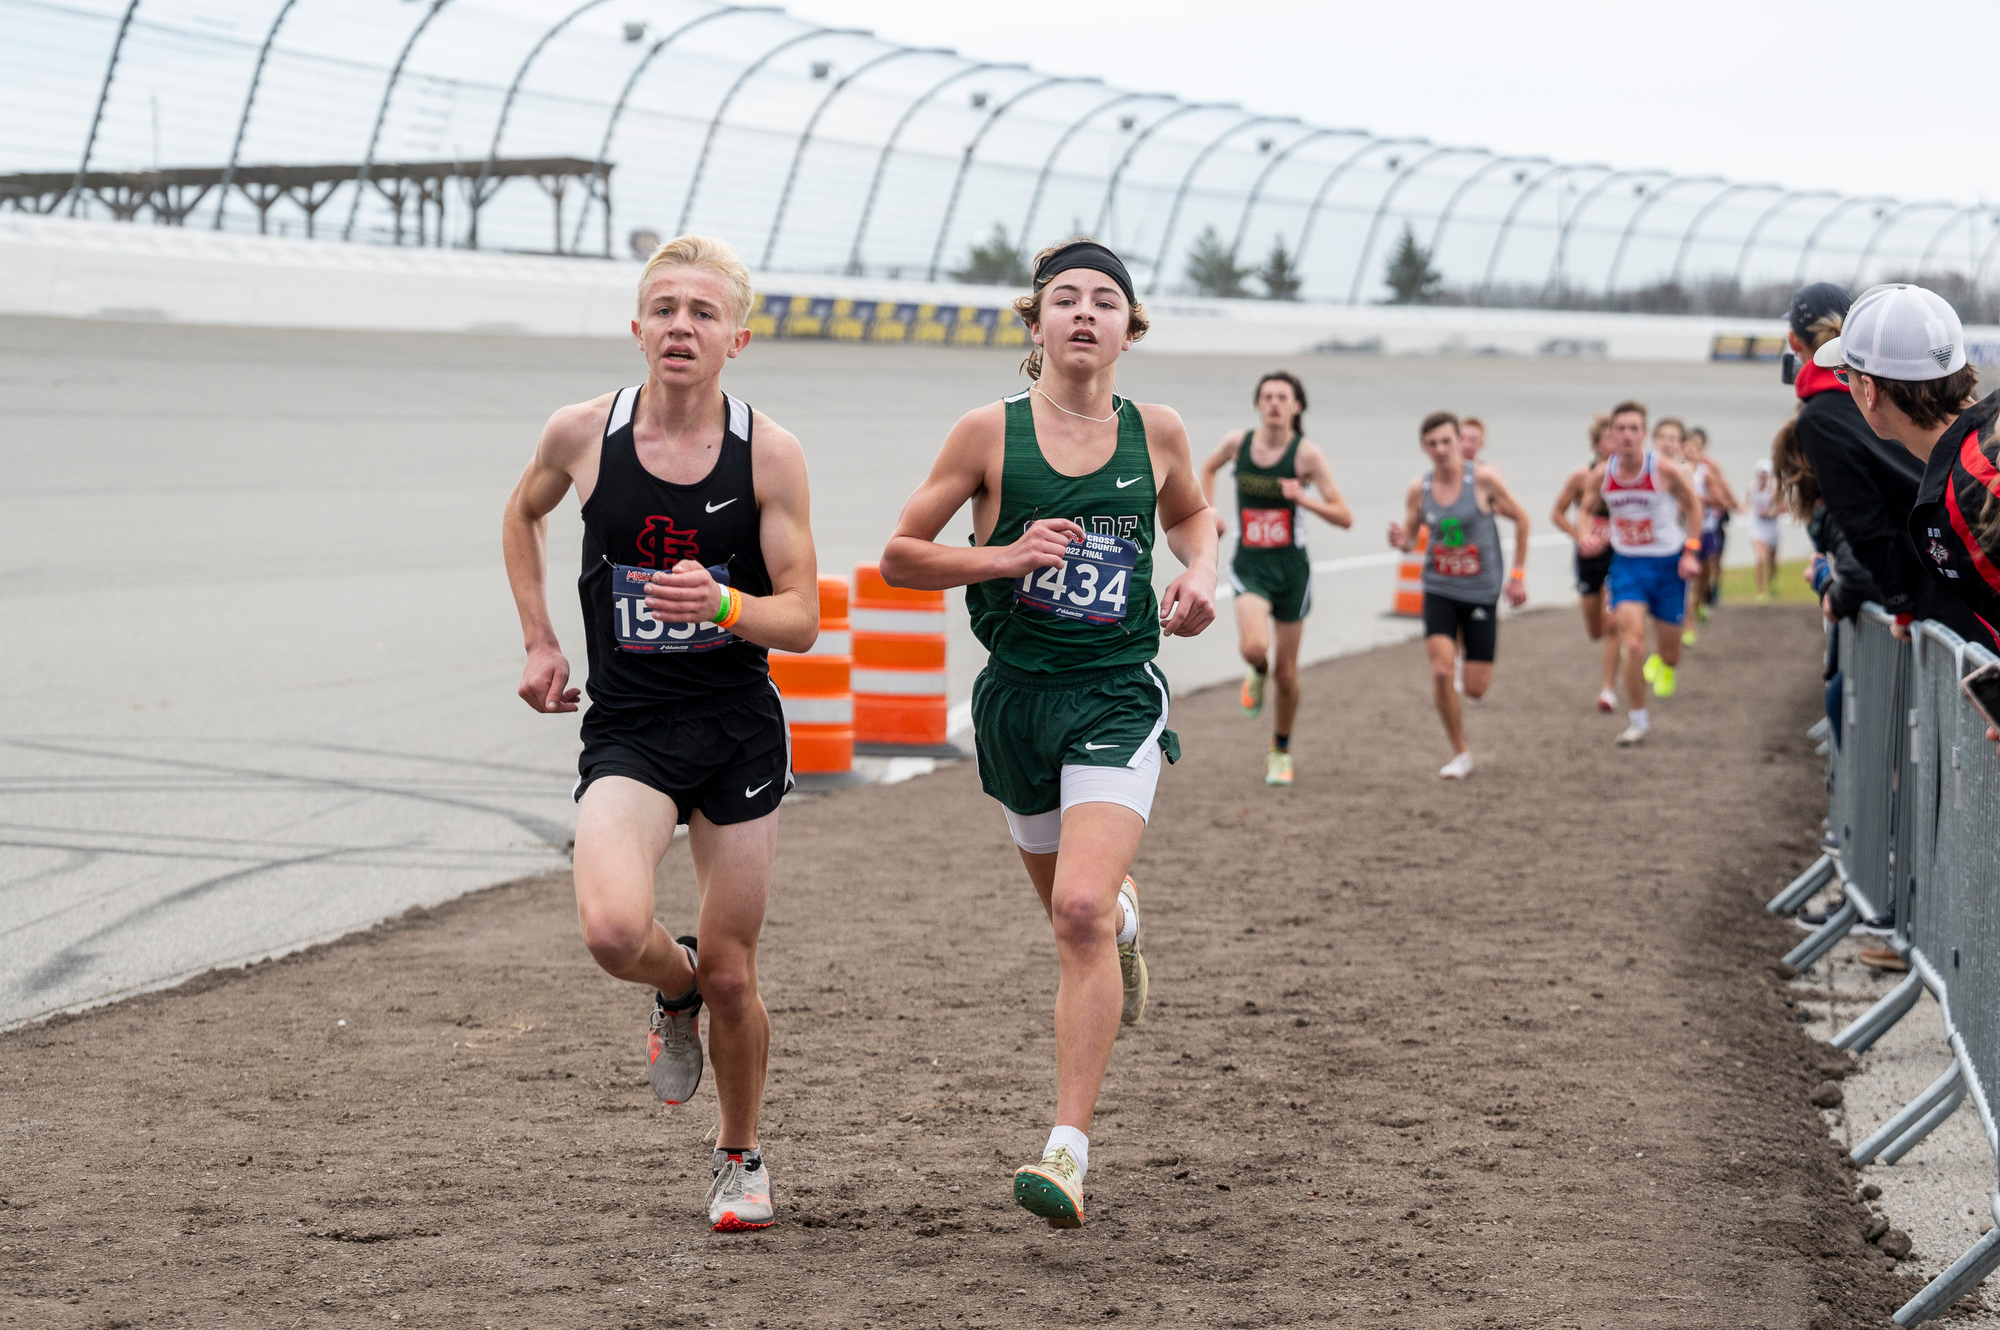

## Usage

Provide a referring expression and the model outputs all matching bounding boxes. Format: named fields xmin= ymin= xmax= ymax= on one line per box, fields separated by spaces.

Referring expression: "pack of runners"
xmin=502 ymin=230 xmax=1764 ymax=1239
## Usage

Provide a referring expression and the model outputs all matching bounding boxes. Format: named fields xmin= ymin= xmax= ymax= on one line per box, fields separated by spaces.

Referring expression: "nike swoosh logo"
xmin=706 ymin=498 xmax=738 ymax=513
xmin=745 ymin=780 xmax=772 ymax=797
xmin=1115 ymin=477 xmax=1141 ymax=488
xmin=1083 ymin=742 xmax=1117 ymax=750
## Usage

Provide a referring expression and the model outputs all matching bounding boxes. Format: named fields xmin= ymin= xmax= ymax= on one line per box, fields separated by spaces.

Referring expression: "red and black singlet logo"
xmin=635 ymin=515 xmax=700 ymax=568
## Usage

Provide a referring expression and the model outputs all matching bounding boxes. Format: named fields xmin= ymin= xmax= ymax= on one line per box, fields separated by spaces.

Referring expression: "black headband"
xmin=1032 ymin=241 xmax=1136 ymax=307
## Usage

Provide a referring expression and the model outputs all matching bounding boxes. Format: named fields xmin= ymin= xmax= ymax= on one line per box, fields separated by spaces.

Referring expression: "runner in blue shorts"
xmin=1580 ymin=400 xmax=1703 ymax=747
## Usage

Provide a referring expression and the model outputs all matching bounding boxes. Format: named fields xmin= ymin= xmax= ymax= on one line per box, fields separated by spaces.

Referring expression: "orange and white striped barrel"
xmin=768 ymin=576 xmax=853 ymax=774
xmin=1392 ymin=527 xmax=1427 ymax=617
xmin=851 ymin=563 xmax=948 ymax=748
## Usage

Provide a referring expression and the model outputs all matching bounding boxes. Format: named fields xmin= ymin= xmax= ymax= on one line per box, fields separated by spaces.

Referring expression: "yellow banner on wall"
xmin=747 ymin=294 xmax=1031 ymax=349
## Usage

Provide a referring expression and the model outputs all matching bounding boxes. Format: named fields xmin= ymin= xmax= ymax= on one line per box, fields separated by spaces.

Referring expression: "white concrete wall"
xmin=10 ymin=213 xmax=1996 ymax=363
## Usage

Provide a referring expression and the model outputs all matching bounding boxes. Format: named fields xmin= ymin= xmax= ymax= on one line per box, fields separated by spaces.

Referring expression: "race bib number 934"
xmin=609 ymin=562 xmax=734 ymax=653
xmin=1013 ymin=532 xmax=1137 ymax=624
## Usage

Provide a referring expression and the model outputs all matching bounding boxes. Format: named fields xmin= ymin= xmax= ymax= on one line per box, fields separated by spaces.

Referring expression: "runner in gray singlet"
xmin=1387 ymin=410 xmax=1532 ymax=779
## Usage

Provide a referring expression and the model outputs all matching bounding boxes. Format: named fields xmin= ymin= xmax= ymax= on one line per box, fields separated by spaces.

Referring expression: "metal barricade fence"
xmin=1765 ymin=606 xmax=2000 ymax=1325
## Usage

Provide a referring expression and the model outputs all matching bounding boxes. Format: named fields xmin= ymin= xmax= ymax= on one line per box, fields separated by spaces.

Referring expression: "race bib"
xmin=1241 ymin=507 xmax=1294 ymax=549
xmin=609 ymin=562 xmax=735 ymax=653
xmin=1431 ymin=543 xmax=1483 ymax=578
xmin=1614 ymin=517 xmax=1654 ymax=548
xmin=1013 ymin=532 xmax=1137 ymax=624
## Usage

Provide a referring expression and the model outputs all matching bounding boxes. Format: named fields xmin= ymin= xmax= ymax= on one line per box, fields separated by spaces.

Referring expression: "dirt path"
xmin=1 ymin=606 xmax=1919 ymax=1327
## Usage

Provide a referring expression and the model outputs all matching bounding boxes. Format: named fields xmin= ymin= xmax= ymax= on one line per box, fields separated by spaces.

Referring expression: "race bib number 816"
xmin=609 ymin=562 xmax=734 ymax=653
xmin=1241 ymin=506 xmax=1293 ymax=549
xmin=1013 ymin=532 xmax=1137 ymax=624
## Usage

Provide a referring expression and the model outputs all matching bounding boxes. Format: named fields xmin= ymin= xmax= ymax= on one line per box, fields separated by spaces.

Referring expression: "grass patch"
xmin=1720 ymin=558 xmax=1817 ymax=605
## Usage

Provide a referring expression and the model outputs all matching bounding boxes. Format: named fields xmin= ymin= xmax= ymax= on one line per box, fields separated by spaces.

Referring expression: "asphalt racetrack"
xmin=2 ymin=314 xmax=1797 ymax=1027
xmin=0 ymin=605 xmax=1917 ymax=1327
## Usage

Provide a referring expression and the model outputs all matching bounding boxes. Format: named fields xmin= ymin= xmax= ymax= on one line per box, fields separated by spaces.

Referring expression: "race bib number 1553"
xmin=609 ymin=562 xmax=734 ymax=653
xmin=1013 ymin=532 xmax=1138 ymax=624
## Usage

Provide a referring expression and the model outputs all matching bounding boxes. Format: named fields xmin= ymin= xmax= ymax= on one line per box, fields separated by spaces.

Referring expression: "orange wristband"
xmin=718 ymin=587 xmax=746 ymax=631
xmin=1508 ymin=568 xmax=1525 ymax=580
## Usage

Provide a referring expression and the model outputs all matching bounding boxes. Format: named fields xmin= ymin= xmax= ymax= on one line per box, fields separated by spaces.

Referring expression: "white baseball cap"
xmin=1813 ymin=283 xmax=1966 ymax=381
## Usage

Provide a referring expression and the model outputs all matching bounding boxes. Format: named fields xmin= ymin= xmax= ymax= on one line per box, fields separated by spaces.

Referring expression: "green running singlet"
xmin=1232 ymin=426 xmax=1306 ymax=553
xmin=966 ymin=390 xmax=1160 ymax=674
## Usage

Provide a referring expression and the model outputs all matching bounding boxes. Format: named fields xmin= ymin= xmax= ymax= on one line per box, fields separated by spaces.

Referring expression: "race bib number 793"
xmin=1013 ymin=532 xmax=1137 ymax=624
xmin=609 ymin=562 xmax=734 ymax=653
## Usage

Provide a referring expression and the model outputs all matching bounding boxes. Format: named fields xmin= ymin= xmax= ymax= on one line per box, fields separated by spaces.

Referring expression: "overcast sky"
xmin=781 ymin=0 xmax=1991 ymax=205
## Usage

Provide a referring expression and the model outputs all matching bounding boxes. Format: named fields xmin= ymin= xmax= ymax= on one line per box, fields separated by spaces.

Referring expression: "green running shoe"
xmin=1014 ymin=1146 xmax=1085 ymax=1229
xmin=1240 ymin=669 xmax=1265 ymax=718
xmin=1642 ymin=653 xmax=1663 ymax=685
xmin=1651 ymin=662 xmax=1677 ymax=697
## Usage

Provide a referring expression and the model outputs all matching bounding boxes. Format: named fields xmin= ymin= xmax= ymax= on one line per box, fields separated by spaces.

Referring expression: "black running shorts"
xmin=1574 ymin=547 xmax=1613 ymax=597
xmin=1421 ymin=592 xmax=1499 ymax=663
xmin=575 ymin=682 xmax=792 ymax=825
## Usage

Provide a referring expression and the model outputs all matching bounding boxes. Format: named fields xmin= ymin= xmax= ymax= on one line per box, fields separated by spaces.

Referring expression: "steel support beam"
xmin=1426 ymin=154 xmax=1546 ymax=257
xmin=847 ymin=61 xmax=1018 ymax=276
xmin=1918 ymin=205 xmax=1986 ymax=277
xmin=1851 ymin=200 xmax=1957 ymax=289
xmin=761 ymin=44 xmax=950 ymax=268
xmin=213 ymin=0 xmax=301 ymax=230
xmin=1480 ymin=163 xmax=1607 ymax=296
xmin=469 ymin=0 xmax=616 ymax=249
xmin=342 ymin=0 xmax=453 ymax=242
xmin=1229 ymin=127 xmax=1368 ymax=260
xmin=1147 ymin=114 xmax=1297 ymax=296
xmin=927 ymin=75 xmax=1098 ymax=282
xmin=1093 ymin=102 xmax=1233 ymax=238
xmin=1731 ymin=189 xmax=1836 ymax=286
xmin=677 ymin=26 xmax=867 ymax=236
xmin=1293 ymin=136 xmax=1425 ymax=273
xmin=1603 ymin=175 xmax=1722 ymax=293
xmin=1348 ymin=145 xmax=1485 ymax=304
xmin=1668 ymin=182 xmax=1781 ymax=287
xmin=1793 ymin=195 xmax=1891 ymax=286
xmin=68 ymin=0 xmax=142 ymax=216
xmin=1543 ymin=167 xmax=1669 ymax=294
xmin=570 ymin=6 xmax=774 ymax=256
xmin=1019 ymin=91 xmax=1174 ymax=257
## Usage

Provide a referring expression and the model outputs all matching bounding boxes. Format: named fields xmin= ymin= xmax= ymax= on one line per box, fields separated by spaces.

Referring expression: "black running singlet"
xmin=578 ymin=386 xmax=772 ymax=710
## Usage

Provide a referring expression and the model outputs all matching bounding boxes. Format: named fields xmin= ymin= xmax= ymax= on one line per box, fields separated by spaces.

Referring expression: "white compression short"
xmin=1001 ymin=740 xmax=1165 ymax=854
xmin=1749 ymin=515 xmax=1781 ymax=550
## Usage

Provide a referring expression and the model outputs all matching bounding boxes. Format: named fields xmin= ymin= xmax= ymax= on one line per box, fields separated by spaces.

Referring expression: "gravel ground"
xmin=0 ymin=605 xmax=1929 ymax=1328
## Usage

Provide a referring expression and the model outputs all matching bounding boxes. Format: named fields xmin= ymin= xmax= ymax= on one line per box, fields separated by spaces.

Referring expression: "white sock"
xmin=1045 ymin=1125 xmax=1089 ymax=1178
xmin=1629 ymin=708 xmax=1649 ymax=730
xmin=1115 ymin=892 xmax=1138 ymax=946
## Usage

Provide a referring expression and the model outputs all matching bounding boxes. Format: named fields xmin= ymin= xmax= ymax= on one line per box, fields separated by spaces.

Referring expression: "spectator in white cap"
xmin=1824 ymin=282 xmax=1992 ymax=652
xmin=1813 ymin=283 xmax=1989 ymax=645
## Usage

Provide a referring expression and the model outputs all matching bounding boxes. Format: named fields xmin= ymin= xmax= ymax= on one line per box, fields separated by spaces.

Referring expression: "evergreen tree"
xmin=951 ymin=224 xmax=1028 ymax=286
xmin=1185 ymin=226 xmax=1251 ymax=298
xmin=1258 ymin=234 xmax=1302 ymax=300
xmin=1382 ymin=225 xmax=1442 ymax=304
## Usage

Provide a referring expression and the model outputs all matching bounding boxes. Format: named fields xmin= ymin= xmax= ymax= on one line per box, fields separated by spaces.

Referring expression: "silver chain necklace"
xmin=1032 ymin=384 xmax=1121 ymax=424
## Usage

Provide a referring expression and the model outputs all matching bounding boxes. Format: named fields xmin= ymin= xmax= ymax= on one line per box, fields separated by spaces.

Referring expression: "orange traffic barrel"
xmin=768 ymin=576 xmax=853 ymax=774
xmin=852 ymin=563 xmax=949 ymax=750
xmin=1392 ymin=527 xmax=1427 ymax=617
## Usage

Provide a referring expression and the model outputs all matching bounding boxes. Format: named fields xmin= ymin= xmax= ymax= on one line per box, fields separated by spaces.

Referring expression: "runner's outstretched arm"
xmin=1143 ymin=403 xmax=1219 ymax=637
xmin=1482 ymin=471 xmax=1532 ymax=608
xmin=879 ymin=403 xmax=1084 ymax=591
xmin=1285 ymin=442 xmax=1352 ymax=529
xmin=1707 ymin=461 xmax=1742 ymax=513
xmin=1387 ymin=477 xmax=1424 ymax=551
xmin=640 ymin=414 xmax=819 ymax=655
xmin=1199 ymin=433 xmax=1241 ymax=539
xmin=1656 ymin=460 xmax=1705 ymax=580
xmin=503 ymin=398 xmax=607 ymax=713
xmin=1549 ymin=467 xmax=1585 ymax=539
xmin=1575 ymin=468 xmax=1610 ymax=557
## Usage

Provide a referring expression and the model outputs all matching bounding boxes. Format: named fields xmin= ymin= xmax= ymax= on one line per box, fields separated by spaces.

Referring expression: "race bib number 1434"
xmin=1013 ymin=532 xmax=1138 ymax=624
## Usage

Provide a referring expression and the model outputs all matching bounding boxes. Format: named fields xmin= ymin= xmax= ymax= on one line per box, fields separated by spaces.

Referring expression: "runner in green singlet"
xmin=1199 ymin=371 xmax=1351 ymax=786
xmin=880 ymin=238 xmax=1217 ymax=1231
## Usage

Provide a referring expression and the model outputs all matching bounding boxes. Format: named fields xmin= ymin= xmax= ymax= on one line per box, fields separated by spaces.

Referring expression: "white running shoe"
xmin=1596 ymin=689 xmax=1618 ymax=713
xmin=1118 ymin=876 xmax=1148 ymax=1025
xmin=1616 ymin=723 xmax=1647 ymax=747
xmin=1013 ymin=1146 xmax=1085 ymax=1229
xmin=707 ymin=1149 xmax=774 ymax=1231
xmin=647 ymin=936 xmax=703 ymax=1106
xmin=1439 ymin=751 xmax=1474 ymax=780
